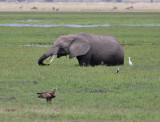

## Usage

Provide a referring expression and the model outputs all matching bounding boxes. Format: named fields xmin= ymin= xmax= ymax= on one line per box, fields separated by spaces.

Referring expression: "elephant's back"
xmin=78 ymin=32 xmax=123 ymax=53
xmin=98 ymin=34 xmax=123 ymax=51
xmin=78 ymin=33 xmax=119 ymax=43
xmin=98 ymin=34 xmax=120 ymax=43
xmin=92 ymin=34 xmax=124 ymax=58
xmin=92 ymin=34 xmax=120 ymax=48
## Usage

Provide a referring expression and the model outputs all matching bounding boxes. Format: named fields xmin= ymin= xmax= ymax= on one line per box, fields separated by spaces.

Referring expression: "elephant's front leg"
xmin=76 ymin=55 xmax=91 ymax=67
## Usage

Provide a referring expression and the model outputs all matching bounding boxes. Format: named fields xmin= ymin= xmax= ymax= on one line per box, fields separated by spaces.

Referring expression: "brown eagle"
xmin=37 ymin=88 xmax=57 ymax=103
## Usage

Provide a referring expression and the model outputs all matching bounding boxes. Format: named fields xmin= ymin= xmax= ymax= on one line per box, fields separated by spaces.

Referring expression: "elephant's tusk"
xmin=47 ymin=56 xmax=51 ymax=60
xmin=49 ymin=55 xmax=56 ymax=64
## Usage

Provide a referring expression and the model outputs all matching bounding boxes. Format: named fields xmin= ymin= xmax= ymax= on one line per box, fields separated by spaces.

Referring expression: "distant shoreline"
xmin=0 ymin=2 xmax=160 ymax=12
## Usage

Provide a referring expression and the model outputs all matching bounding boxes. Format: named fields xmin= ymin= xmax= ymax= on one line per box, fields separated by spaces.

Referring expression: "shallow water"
xmin=1 ymin=24 xmax=160 ymax=28
xmin=9 ymin=45 xmax=52 ymax=47
xmin=19 ymin=19 xmax=43 ymax=22
xmin=9 ymin=43 xmax=135 ymax=47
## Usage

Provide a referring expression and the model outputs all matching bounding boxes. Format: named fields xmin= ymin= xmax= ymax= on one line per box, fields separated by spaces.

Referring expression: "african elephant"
xmin=38 ymin=33 xmax=124 ymax=66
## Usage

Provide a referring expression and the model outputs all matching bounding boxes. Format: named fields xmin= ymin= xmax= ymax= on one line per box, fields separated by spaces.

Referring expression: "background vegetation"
xmin=0 ymin=12 xmax=160 ymax=121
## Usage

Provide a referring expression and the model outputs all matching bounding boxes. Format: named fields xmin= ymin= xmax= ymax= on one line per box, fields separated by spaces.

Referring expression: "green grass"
xmin=0 ymin=12 xmax=160 ymax=25
xmin=0 ymin=12 xmax=160 ymax=121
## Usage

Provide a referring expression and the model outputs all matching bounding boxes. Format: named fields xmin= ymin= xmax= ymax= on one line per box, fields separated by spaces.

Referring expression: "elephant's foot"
xmin=79 ymin=63 xmax=89 ymax=67
xmin=76 ymin=55 xmax=91 ymax=67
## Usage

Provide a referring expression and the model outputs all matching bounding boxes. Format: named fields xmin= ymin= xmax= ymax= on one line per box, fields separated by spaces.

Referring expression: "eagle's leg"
xmin=46 ymin=98 xmax=52 ymax=103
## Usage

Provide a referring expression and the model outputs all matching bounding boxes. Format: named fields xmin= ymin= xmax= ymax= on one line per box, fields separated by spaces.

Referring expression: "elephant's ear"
xmin=69 ymin=37 xmax=90 ymax=59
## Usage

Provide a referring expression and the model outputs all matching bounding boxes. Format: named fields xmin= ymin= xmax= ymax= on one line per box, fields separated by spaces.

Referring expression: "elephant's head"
xmin=38 ymin=34 xmax=90 ymax=66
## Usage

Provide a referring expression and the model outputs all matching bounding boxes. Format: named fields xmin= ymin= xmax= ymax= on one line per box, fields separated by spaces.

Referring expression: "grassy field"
xmin=0 ymin=12 xmax=160 ymax=121
xmin=1 ymin=12 xmax=160 ymax=25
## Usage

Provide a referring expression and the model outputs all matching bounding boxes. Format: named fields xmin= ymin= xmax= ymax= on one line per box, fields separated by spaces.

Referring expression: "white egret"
xmin=128 ymin=57 xmax=133 ymax=66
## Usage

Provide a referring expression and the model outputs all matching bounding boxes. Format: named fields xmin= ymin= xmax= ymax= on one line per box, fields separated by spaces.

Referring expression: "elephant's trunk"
xmin=38 ymin=54 xmax=50 ymax=66
xmin=38 ymin=54 xmax=56 ymax=66
xmin=38 ymin=45 xmax=59 ymax=66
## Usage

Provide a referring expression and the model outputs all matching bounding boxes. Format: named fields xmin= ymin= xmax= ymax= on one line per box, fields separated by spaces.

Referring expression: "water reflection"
xmin=1 ymin=24 xmax=160 ymax=28
xmin=9 ymin=45 xmax=52 ymax=47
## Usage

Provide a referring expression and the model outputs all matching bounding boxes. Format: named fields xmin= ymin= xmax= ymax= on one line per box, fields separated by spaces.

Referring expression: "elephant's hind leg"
xmin=113 ymin=59 xmax=124 ymax=66
xmin=76 ymin=55 xmax=91 ymax=66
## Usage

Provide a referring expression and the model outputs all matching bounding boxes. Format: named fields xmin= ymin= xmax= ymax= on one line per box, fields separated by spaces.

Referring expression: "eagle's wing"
xmin=50 ymin=94 xmax=56 ymax=98
xmin=38 ymin=92 xmax=51 ymax=98
xmin=43 ymin=92 xmax=51 ymax=98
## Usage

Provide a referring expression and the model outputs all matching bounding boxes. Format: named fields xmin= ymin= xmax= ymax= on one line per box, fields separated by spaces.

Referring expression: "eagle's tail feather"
xmin=38 ymin=95 xmax=42 ymax=98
